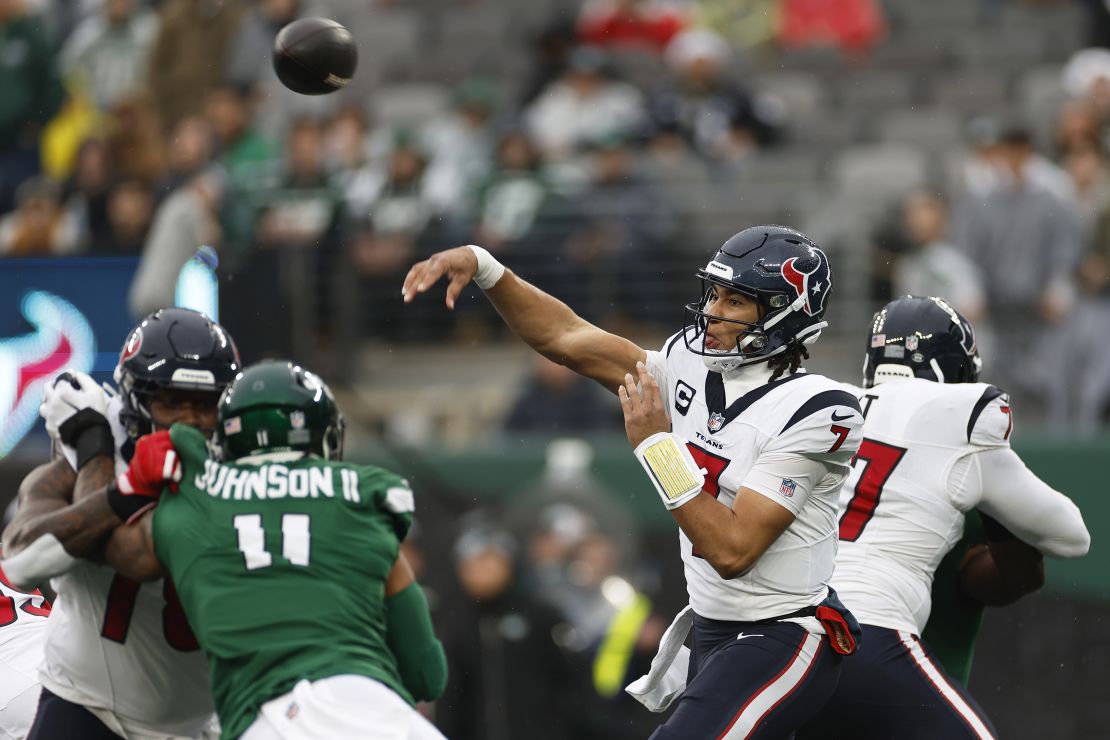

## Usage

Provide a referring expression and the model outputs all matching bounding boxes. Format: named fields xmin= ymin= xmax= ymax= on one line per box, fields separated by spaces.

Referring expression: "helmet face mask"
xmin=683 ymin=226 xmax=832 ymax=373
xmin=863 ymin=296 xmax=982 ymax=388
xmin=114 ymin=308 xmax=241 ymax=439
xmin=217 ymin=360 xmax=345 ymax=462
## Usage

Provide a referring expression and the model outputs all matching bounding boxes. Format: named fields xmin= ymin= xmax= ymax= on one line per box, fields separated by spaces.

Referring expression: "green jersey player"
xmin=95 ymin=360 xmax=448 ymax=739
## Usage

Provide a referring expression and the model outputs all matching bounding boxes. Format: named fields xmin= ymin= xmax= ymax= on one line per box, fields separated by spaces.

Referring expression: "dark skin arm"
xmin=959 ymin=538 xmax=1045 ymax=607
xmin=402 ymin=246 xmax=647 ymax=393
xmin=385 ymin=552 xmax=417 ymax=597
xmin=3 ymin=455 xmax=115 ymax=558
xmin=103 ymin=508 xmax=163 ymax=582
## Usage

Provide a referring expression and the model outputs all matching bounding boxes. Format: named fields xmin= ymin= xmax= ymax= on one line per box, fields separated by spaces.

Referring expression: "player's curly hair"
xmin=767 ymin=342 xmax=809 ymax=382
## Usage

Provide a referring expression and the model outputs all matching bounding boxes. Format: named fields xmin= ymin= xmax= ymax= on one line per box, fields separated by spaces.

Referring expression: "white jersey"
xmin=0 ymin=560 xmax=50 ymax=739
xmin=646 ymin=329 xmax=864 ymax=622
xmin=43 ymin=388 xmax=215 ymax=739
xmin=830 ymin=378 xmax=1013 ymax=636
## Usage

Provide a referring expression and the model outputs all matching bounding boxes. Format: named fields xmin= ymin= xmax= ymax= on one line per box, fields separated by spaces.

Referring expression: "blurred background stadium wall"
xmin=1 ymin=0 xmax=1108 ymax=737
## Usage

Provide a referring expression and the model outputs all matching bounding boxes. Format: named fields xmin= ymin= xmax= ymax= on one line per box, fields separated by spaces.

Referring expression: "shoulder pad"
xmin=366 ymin=468 xmax=414 ymax=540
xmin=774 ymin=387 xmax=864 ymax=464
xmin=663 ymin=327 xmax=693 ymax=358
xmin=967 ymin=385 xmax=1013 ymax=447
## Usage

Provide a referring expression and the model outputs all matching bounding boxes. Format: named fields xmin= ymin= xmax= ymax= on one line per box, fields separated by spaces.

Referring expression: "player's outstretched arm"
xmin=402 ymin=244 xmax=646 ymax=393
xmin=968 ymin=448 xmax=1090 ymax=559
xmin=103 ymin=510 xmax=162 ymax=582
xmin=0 ymin=457 xmax=121 ymax=589
xmin=620 ymin=363 xmax=798 ymax=578
xmin=384 ymin=554 xmax=447 ymax=702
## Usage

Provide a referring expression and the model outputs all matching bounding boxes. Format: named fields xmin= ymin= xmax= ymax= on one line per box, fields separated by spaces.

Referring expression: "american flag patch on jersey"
xmin=779 ymin=478 xmax=797 ymax=497
xmin=223 ymin=417 xmax=242 ymax=435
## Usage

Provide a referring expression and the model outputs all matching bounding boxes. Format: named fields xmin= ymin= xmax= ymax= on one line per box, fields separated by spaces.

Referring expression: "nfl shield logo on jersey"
xmin=708 ymin=412 xmax=725 ymax=432
xmin=779 ymin=478 xmax=797 ymax=497
xmin=290 ymin=411 xmax=306 ymax=429
xmin=905 ymin=335 xmax=919 ymax=351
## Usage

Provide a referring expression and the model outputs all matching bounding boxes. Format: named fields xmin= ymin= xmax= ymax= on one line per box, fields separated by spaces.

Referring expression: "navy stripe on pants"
xmin=796 ymin=625 xmax=997 ymax=740
xmin=651 ymin=616 xmax=843 ymax=740
xmin=25 ymin=688 xmax=122 ymax=740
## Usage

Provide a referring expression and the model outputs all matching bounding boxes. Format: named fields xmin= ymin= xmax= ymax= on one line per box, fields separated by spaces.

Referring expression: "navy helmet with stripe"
xmin=684 ymin=225 xmax=833 ymax=373
xmin=114 ymin=308 xmax=241 ymax=439
xmin=864 ymin=296 xmax=981 ymax=387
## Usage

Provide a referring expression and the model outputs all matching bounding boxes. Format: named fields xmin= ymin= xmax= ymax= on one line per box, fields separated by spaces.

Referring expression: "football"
xmin=272 ymin=17 xmax=358 ymax=95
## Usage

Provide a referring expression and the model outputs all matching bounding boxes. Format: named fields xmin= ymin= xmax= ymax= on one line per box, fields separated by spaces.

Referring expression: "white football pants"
xmin=239 ymin=675 xmax=446 ymax=740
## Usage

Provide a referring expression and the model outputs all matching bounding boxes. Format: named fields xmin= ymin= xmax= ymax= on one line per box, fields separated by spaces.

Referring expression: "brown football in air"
xmin=273 ymin=17 xmax=358 ymax=96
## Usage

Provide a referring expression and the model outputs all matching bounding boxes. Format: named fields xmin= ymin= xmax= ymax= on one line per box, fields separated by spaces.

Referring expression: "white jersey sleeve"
xmin=743 ymin=452 xmax=833 ymax=516
xmin=949 ymin=448 xmax=1090 ymax=558
xmin=946 ymin=385 xmax=1089 ymax=557
xmin=965 ymin=386 xmax=1013 ymax=448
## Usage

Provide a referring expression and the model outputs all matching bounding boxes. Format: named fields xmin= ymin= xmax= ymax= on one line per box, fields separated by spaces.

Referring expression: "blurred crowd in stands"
xmin=4 ymin=0 xmax=1110 ymax=434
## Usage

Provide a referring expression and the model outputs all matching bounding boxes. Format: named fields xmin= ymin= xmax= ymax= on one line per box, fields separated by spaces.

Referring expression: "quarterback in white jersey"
xmin=799 ymin=296 xmax=1090 ymax=740
xmin=403 ymin=225 xmax=864 ymax=739
xmin=1 ymin=308 xmax=240 ymax=739
xmin=0 ymin=552 xmax=51 ymax=740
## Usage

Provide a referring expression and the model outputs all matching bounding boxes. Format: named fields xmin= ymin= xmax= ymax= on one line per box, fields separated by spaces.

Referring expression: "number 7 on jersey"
xmin=839 ymin=438 xmax=907 ymax=542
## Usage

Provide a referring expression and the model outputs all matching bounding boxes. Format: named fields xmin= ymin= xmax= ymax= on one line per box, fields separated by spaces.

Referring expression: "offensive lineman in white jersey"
xmin=403 ymin=225 xmax=865 ymax=738
xmin=0 ymin=549 xmax=51 ymax=739
xmin=797 ymin=296 xmax=1090 ymax=740
xmin=2 ymin=308 xmax=240 ymax=739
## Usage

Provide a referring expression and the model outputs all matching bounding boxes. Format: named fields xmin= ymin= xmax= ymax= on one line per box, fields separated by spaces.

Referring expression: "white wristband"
xmin=634 ymin=432 xmax=706 ymax=510
xmin=467 ymin=245 xmax=506 ymax=290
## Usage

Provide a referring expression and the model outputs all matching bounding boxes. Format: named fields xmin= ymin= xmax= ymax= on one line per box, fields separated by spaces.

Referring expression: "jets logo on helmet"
xmin=780 ymin=251 xmax=830 ymax=318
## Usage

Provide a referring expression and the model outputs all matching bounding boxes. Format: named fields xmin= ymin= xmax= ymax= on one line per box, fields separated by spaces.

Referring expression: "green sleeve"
xmin=385 ymin=582 xmax=446 ymax=702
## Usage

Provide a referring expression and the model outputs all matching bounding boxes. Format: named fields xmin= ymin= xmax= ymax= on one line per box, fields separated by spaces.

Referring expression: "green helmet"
xmin=217 ymin=360 xmax=345 ymax=461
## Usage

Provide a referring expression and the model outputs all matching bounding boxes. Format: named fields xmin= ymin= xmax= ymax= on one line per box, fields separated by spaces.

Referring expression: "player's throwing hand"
xmin=401 ymin=246 xmax=481 ymax=310
xmin=618 ymin=361 xmax=670 ymax=448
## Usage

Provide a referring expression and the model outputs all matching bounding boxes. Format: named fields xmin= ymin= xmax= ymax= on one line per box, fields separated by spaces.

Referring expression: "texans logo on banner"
xmin=0 ymin=292 xmax=95 ymax=455
xmin=780 ymin=249 xmax=831 ymax=317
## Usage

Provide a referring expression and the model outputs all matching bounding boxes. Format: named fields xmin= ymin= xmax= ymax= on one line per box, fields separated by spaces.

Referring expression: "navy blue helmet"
xmin=863 ymin=296 xmax=981 ymax=387
xmin=684 ymin=225 xmax=832 ymax=372
xmin=114 ymin=308 xmax=241 ymax=438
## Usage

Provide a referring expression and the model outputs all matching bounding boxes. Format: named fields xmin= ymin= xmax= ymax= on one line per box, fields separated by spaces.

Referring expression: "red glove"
xmin=109 ymin=430 xmax=182 ymax=524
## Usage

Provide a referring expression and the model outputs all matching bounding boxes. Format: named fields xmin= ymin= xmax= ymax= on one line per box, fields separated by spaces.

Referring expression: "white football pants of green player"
xmin=239 ymin=675 xmax=446 ymax=740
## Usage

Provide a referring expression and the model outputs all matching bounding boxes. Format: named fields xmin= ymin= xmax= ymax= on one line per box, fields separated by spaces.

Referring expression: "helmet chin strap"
xmin=929 ymin=358 xmax=946 ymax=383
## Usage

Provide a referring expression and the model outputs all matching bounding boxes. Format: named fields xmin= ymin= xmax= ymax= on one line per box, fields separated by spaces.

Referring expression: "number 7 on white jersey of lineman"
xmin=233 ymin=513 xmax=311 ymax=570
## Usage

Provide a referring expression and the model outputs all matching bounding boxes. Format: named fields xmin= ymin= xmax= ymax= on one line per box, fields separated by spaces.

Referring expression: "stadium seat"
xmin=754 ymin=72 xmax=826 ymax=120
xmin=830 ymin=144 xmax=927 ymax=206
xmin=372 ymin=84 xmax=451 ymax=127
xmin=928 ymin=70 xmax=1010 ymax=116
xmin=876 ymin=109 xmax=963 ymax=152
xmin=1018 ymin=65 xmax=1068 ymax=150
xmin=835 ymin=72 xmax=918 ymax=113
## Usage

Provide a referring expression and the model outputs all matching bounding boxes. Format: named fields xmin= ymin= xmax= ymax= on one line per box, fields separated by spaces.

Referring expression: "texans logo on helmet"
xmin=931 ymin=297 xmax=977 ymax=356
xmin=780 ymin=250 xmax=830 ymax=317
xmin=121 ymin=326 xmax=143 ymax=362
xmin=0 ymin=291 xmax=96 ymax=456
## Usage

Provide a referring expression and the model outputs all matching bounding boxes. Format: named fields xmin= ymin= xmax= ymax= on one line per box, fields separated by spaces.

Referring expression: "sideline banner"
xmin=0 ymin=258 xmax=138 ymax=457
